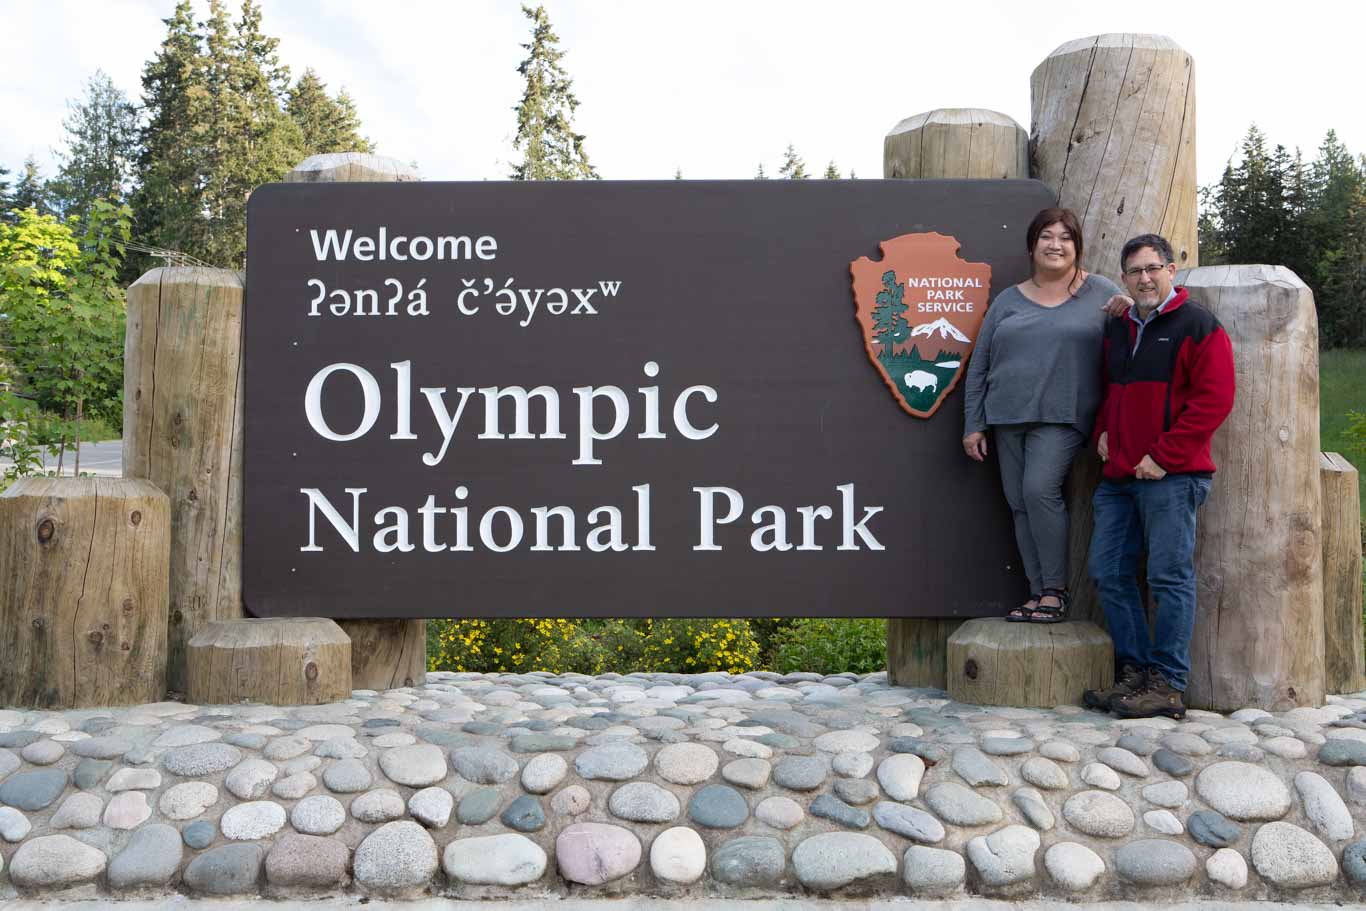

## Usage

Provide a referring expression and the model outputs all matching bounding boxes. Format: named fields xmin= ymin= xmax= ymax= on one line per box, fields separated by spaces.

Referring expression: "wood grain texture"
xmin=1183 ymin=265 xmax=1323 ymax=711
xmin=124 ymin=266 xmax=245 ymax=694
xmin=886 ymin=618 xmax=965 ymax=688
xmin=1321 ymin=451 xmax=1364 ymax=695
xmin=284 ymin=151 xmax=428 ymax=686
xmin=946 ymin=618 xmax=1113 ymax=708
xmin=339 ymin=619 xmax=427 ymax=689
xmin=884 ymin=109 xmax=1028 ymax=180
xmin=1030 ymin=33 xmax=1198 ymax=281
xmin=187 ymin=617 xmax=351 ymax=705
xmin=285 ymin=152 xmax=420 ymax=183
xmin=882 ymin=110 xmax=1026 ymax=687
xmin=0 ymin=477 xmax=170 ymax=708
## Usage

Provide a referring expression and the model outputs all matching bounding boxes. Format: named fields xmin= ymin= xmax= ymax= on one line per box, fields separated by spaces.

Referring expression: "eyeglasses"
xmin=1124 ymin=264 xmax=1170 ymax=278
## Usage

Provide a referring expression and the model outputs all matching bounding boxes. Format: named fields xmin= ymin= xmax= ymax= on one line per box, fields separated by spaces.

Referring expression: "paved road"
xmin=0 ymin=438 xmax=122 ymax=477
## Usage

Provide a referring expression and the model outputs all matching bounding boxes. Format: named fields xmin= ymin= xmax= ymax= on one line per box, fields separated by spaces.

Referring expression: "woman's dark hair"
xmin=1025 ymin=207 xmax=1084 ymax=288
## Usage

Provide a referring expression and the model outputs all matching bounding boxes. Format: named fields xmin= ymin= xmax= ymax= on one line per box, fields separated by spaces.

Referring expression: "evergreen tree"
xmin=778 ymin=144 xmax=808 ymax=179
xmin=0 ymin=164 xmax=11 ymax=214
xmin=871 ymin=271 xmax=908 ymax=358
xmin=755 ymin=163 xmax=768 ymax=179
xmin=11 ymin=157 xmax=50 ymax=215
xmin=673 ymin=167 xmax=682 ymax=179
xmin=48 ymin=71 xmax=139 ymax=222
xmin=510 ymin=4 xmax=597 ymax=180
xmin=131 ymin=0 xmax=203 ymax=266
xmin=823 ymin=161 xmax=840 ymax=179
xmin=1308 ymin=132 xmax=1366 ymax=346
xmin=288 ymin=68 xmax=373 ymax=155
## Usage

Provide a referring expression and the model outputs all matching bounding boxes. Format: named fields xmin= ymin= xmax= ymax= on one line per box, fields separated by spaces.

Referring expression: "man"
xmin=1081 ymin=234 xmax=1236 ymax=719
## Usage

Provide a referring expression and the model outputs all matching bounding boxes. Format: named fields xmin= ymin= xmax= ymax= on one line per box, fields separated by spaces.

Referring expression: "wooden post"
xmin=124 ymin=267 xmax=245 ymax=694
xmin=1183 ymin=265 xmax=1323 ymax=711
xmin=881 ymin=109 xmax=1026 ymax=687
xmin=1321 ymin=452 xmax=1364 ymax=694
xmin=187 ymin=618 xmax=352 ymax=705
xmin=1030 ymin=33 xmax=1198 ymax=280
xmin=947 ymin=618 xmax=1112 ymax=708
xmin=284 ymin=152 xmax=427 ymax=692
xmin=0 ymin=478 xmax=170 ymax=708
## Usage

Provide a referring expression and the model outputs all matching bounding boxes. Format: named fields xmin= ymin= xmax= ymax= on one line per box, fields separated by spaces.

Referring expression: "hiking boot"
xmin=1082 ymin=663 xmax=1144 ymax=712
xmin=1111 ymin=668 xmax=1187 ymax=720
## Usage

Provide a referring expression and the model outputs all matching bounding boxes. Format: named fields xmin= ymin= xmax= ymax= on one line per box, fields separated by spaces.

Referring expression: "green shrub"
xmin=771 ymin=618 xmax=886 ymax=675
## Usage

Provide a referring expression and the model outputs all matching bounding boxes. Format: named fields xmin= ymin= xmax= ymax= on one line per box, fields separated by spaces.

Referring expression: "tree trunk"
xmin=284 ymin=152 xmax=427 ymax=691
xmin=1321 ymin=451 xmax=1364 ymax=695
xmin=187 ymin=618 xmax=352 ymax=706
xmin=1183 ymin=265 xmax=1323 ymax=711
xmin=0 ymin=477 xmax=170 ymax=708
xmin=123 ymin=266 xmax=245 ymax=694
xmin=1030 ymin=33 xmax=1198 ymax=280
xmin=947 ymin=618 xmax=1112 ymax=708
xmin=882 ymin=109 xmax=1027 ymax=687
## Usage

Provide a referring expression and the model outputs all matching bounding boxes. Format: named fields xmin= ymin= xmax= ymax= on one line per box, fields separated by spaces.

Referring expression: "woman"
xmin=961 ymin=208 xmax=1123 ymax=623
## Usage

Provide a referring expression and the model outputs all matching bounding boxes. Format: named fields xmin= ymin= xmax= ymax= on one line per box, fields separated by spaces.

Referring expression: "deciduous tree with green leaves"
xmin=510 ymin=4 xmax=598 ymax=181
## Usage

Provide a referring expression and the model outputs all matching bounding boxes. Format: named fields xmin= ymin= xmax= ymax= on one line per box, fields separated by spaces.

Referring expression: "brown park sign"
xmin=244 ymin=178 xmax=1058 ymax=619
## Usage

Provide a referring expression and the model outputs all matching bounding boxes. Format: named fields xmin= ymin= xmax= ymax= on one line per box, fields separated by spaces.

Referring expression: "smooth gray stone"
xmin=500 ymin=794 xmax=545 ymax=832
xmin=362 ymin=718 xmax=401 ymax=728
xmin=566 ymin=716 xmax=612 ymax=731
xmin=0 ymin=731 xmax=43 ymax=749
xmin=810 ymin=794 xmax=870 ymax=829
xmin=609 ymin=782 xmax=680 ymax=823
xmin=923 ymin=782 xmax=1003 ymax=827
xmin=1012 ymin=787 xmax=1055 ymax=830
xmin=69 ymin=735 xmax=133 ymax=759
xmin=1216 ymin=743 xmax=1265 ymax=762
xmin=508 ymin=734 xmax=577 ymax=753
xmin=887 ymin=738 xmax=949 ymax=764
xmin=183 ymin=820 xmax=216 ymax=850
xmin=0 ymin=768 xmax=67 ymax=810
xmin=1318 ymin=739 xmax=1366 ymax=767
xmin=980 ymin=737 xmax=1035 ymax=756
xmin=1114 ymin=838 xmax=1197 ymax=885
xmin=756 ymin=732 xmax=800 ymax=750
xmin=183 ymin=843 xmax=263 ymax=895
xmin=321 ymin=758 xmax=371 ymax=792
xmin=773 ymin=755 xmax=827 ymax=791
xmin=1344 ymin=839 xmax=1366 ymax=885
xmin=109 ymin=824 xmax=183 ymax=889
xmin=574 ymin=742 xmax=649 ymax=781
xmin=224 ymin=732 xmax=268 ymax=750
xmin=461 ymin=721 xmax=503 ymax=736
xmin=457 ymin=787 xmax=502 ymax=824
xmin=1117 ymin=732 xmax=1159 ymax=756
xmin=163 ymin=743 xmax=243 ymax=777
xmin=1188 ymin=810 xmax=1241 ymax=848
xmin=688 ymin=784 xmax=749 ymax=828
xmin=453 ymin=747 xmax=520 ymax=784
xmin=74 ymin=758 xmax=113 ymax=790
xmin=710 ymin=835 xmax=786 ymax=887
xmin=872 ymin=801 xmax=944 ymax=843
xmin=80 ymin=717 xmax=118 ymax=735
xmin=951 ymin=747 xmax=1009 ymax=787
xmin=524 ymin=719 xmax=559 ymax=732
xmin=1151 ymin=749 xmax=1194 ymax=777
xmin=415 ymin=726 xmax=468 ymax=749
xmin=744 ymin=710 xmax=822 ymax=738
xmin=833 ymin=778 xmax=879 ymax=805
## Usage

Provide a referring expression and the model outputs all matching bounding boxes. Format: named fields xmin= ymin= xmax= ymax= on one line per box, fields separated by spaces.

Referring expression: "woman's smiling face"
xmin=1032 ymin=222 xmax=1076 ymax=275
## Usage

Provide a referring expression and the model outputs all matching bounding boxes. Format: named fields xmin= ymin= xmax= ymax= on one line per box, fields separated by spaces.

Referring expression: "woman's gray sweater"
xmin=963 ymin=274 xmax=1122 ymax=437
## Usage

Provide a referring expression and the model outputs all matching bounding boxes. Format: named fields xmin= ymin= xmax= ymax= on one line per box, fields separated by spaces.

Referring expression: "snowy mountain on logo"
xmin=909 ymin=317 xmax=970 ymax=343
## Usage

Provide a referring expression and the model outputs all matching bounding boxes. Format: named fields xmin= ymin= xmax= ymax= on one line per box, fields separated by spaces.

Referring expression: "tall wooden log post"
xmin=1184 ymin=265 xmax=1323 ymax=711
xmin=1030 ymin=34 xmax=1198 ymax=626
xmin=0 ymin=478 xmax=170 ymax=707
xmin=284 ymin=152 xmax=427 ymax=690
xmin=125 ymin=267 xmax=245 ymax=695
xmin=882 ymin=109 xmax=1028 ymax=687
xmin=1321 ymin=452 xmax=1364 ymax=694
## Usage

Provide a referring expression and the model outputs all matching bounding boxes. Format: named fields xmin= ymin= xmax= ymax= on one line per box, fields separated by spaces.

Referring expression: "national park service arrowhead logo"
xmin=850 ymin=232 xmax=992 ymax=418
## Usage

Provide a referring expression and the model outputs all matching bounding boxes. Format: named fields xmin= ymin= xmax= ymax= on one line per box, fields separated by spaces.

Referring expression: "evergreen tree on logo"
xmin=871 ymin=270 xmax=908 ymax=359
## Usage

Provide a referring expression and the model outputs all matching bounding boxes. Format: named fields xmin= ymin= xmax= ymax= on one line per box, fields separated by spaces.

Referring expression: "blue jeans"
xmin=1087 ymin=474 xmax=1212 ymax=691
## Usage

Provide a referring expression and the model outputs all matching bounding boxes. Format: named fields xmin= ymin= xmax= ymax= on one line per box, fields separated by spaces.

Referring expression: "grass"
xmin=1321 ymin=348 xmax=1366 ymax=528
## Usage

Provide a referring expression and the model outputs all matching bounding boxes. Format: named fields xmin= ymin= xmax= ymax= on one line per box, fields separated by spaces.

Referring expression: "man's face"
xmin=1122 ymin=245 xmax=1177 ymax=309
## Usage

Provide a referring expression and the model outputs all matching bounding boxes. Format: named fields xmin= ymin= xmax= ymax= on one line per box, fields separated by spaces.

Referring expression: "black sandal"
xmin=1006 ymin=594 xmax=1042 ymax=623
xmin=1026 ymin=588 xmax=1069 ymax=624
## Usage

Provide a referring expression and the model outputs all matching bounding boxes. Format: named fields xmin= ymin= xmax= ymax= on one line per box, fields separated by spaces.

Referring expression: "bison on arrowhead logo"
xmin=850 ymin=232 xmax=992 ymax=419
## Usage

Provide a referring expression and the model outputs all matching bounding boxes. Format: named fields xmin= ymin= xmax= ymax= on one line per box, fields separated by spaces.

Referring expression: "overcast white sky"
xmin=2 ymin=0 xmax=1362 ymax=187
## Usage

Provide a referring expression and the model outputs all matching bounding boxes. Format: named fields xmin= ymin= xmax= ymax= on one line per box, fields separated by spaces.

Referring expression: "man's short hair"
xmin=1120 ymin=233 xmax=1175 ymax=269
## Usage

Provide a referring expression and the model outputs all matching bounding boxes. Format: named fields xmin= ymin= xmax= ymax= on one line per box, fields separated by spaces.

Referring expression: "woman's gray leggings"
xmin=993 ymin=423 xmax=1086 ymax=594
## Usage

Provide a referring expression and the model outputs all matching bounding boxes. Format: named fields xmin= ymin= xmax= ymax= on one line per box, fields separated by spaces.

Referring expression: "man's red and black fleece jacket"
xmin=1094 ymin=287 xmax=1236 ymax=480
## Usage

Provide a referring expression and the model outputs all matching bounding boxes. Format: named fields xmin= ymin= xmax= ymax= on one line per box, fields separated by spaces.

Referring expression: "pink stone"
xmin=103 ymin=791 xmax=152 ymax=829
xmin=555 ymin=822 xmax=641 ymax=885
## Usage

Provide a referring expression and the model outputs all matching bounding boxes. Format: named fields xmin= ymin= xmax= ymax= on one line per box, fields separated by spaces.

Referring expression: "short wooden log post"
xmin=125 ymin=266 xmax=245 ymax=695
xmin=947 ymin=618 xmax=1112 ymax=708
xmin=1321 ymin=452 xmax=1364 ymax=694
xmin=882 ymin=109 xmax=1026 ymax=687
xmin=1184 ymin=265 xmax=1324 ymax=711
xmin=0 ymin=478 xmax=170 ymax=708
xmin=1030 ymin=34 xmax=1198 ymax=627
xmin=187 ymin=618 xmax=352 ymax=705
xmin=285 ymin=152 xmax=427 ymax=691
xmin=1030 ymin=33 xmax=1198 ymax=279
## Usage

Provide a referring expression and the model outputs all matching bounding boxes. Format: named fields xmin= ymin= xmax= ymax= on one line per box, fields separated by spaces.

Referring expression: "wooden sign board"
xmin=244 ymin=179 xmax=1057 ymax=619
